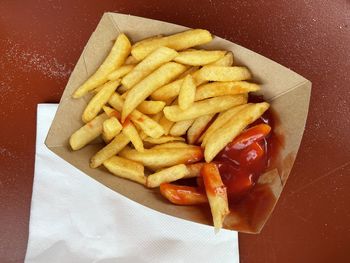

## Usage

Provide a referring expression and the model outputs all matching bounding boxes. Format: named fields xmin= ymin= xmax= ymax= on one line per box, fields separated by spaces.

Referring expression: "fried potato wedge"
xmin=146 ymin=164 xmax=189 ymax=188
xmin=204 ymin=102 xmax=270 ymax=162
xmin=73 ymin=34 xmax=131 ymax=98
xmin=104 ymin=156 xmax=146 ymax=185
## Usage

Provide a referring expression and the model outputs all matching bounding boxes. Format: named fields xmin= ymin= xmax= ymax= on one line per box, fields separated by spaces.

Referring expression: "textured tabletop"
xmin=0 ymin=1 xmax=349 ymax=262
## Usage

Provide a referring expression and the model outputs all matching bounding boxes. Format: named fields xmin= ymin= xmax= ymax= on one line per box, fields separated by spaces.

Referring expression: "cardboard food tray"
xmin=45 ymin=12 xmax=311 ymax=233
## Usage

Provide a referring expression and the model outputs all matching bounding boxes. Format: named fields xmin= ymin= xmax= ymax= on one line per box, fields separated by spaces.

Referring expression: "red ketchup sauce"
xmin=213 ymin=96 xmax=277 ymax=204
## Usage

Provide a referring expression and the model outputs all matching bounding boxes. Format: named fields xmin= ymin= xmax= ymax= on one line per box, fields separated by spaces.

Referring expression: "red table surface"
xmin=0 ymin=1 xmax=349 ymax=262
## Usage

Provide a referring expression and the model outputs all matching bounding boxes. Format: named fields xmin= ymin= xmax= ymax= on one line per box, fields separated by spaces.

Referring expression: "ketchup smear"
xmin=214 ymin=96 xmax=278 ymax=204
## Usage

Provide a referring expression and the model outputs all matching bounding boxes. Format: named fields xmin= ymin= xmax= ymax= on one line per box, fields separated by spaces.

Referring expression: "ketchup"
xmin=214 ymin=96 xmax=277 ymax=203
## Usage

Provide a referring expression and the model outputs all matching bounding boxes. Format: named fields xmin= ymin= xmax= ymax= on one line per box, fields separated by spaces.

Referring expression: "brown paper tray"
xmin=45 ymin=12 xmax=311 ymax=233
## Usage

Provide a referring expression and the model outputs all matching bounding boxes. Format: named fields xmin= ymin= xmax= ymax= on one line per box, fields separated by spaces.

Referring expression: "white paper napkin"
xmin=25 ymin=104 xmax=239 ymax=263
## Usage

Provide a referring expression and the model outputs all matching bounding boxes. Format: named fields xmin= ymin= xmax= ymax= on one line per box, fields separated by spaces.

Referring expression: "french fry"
xmin=102 ymin=105 xmax=121 ymax=119
xmin=195 ymin=66 xmax=251 ymax=82
xmin=187 ymin=114 xmax=215 ymax=144
xmin=184 ymin=163 xmax=205 ymax=178
xmin=163 ymin=95 xmax=247 ymax=122
xmin=108 ymin=93 xmax=165 ymax=138
xmin=195 ymin=81 xmax=260 ymax=101
xmin=159 ymin=113 xmax=174 ymax=135
xmin=144 ymin=136 xmax=185 ymax=145
xmin=177 ymin=66 xmax=200 ymax=78
xmin=73 ymin=34 xmax=131 ymax=98
xmin=124 ymin=55 xmax=139 ymax=65
xmin=208 ymin=52 xmax=234 ymax=66
xmin=90 ymin=133 xmax=130 ymax=168
xmin=122 ymin=62 xmax=187 ymax=121
xmin=151 ymin=142 xmax=191 ymax=149
xmin=69 ymin=113 xmax=108 ymax=150
xmin=202 ymin=163 xmax=229 ymax=231
xmin=119 ymin=146 xmax=203 ymax=170
xmin=200 ymin=104 xmax=249 ymax=145
xmin=122 ymin=47 xmax=178 ymax=89
xmin=204 ymin=102 xmax=270 ymax=162
xmin=122 ymin=119 xmax=144 ymax=152
xmin=107 ymin=65 xmax=135 ymax=81
xmin=178 ymin=75 xmax=196 ymax=110
xmin=146 ymin=164 xmax=189 ymax=188
xmin=103 ymin=156 xmax=146 ymax=185
xmin=136 ymin=100 xmax=166 ymax=115
xmin=150 ymin=78 xmax=183 ymax=101
xmin=102 ymin=117 xmax=122 ymax=142
xmin=82 ymin=80 xmax=120 ymax=123
xmin=160 ymin=183 xmax=208 ymax=205
xmin=170 ymin=119 xmax=194 ymax=136
xmin=174 ymin=50 xmax=226 ymax=66
xmin=151 ymin=112 xmax=163 ymax=122
xmin=131 ymin=29 xmax=212 ymax=60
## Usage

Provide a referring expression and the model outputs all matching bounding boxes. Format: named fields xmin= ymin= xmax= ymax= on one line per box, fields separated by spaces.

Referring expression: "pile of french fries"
xmin=70 ymin=29 xmax=269 ymax=231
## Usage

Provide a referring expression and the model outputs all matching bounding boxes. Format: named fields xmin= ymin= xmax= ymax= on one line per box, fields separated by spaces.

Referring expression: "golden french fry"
xmin=195 ymin=66 xmax=251 ymax=82
xmin=107 ymin=65 xmax=135 ymax=81
xmin=177 ymin=66 xmax=200 ymax=79
xmin=119 ymin=146 xmax=203 ymax=170
xmin=159 ymin=114 xmax=174 ymax=135
xmin=200 ymin=104 xmax=248 ymax=145
xmin=122 ymin=120 xmax=144 ymax=152
xmin=102 ymin=105 xmax=121 ymax=119
xmin=187 ymin=114 xmax=215 ymax=144
xmin=146 ymin=164 xmax=189 ymax=188
xmin=151 ymin=142 xmax=191 ymax=149
xmin=132 ymin=34 xmax=164 ymax=49
xmin=184 ymin=163 xmax=205 ymax=178
xmin=204 ymin=102 xmax=270 ymax=162
xmin=174 ymin=50 xmax=226 ymax=66
xmin=202 ymin=163 xmax=229 ymax=231
xmin=108 ymin=93 xmax=165 ymax=138
xmin=122 ymin=62 xmax=187 ymax=121
xmin=170 ymin=119 xmax=194 ymax=136
xmin=163 ymin=95 xmax=247 ymax=122
xmin=144 ymin=136 xmax=185 ymax=145
xmin=69 ymin=113 xmax=108 ymax=150
xmin=102 ymin=117 xmax=122 ymax=142
xmin=150 ymin=78 xmax=183 ymax=101
xmin=160 ymin=183 xmax=208 ymax=205
xmin=82 ymin=80 xmax=120 ymax=123
xmin=179 ymin=75 xmax=196 ymax=110
xmin=131 ymin=29 xmax=212 ymax=60
xmin=137 ymin=100 xmax=166 ymax=115
xmin=103 ymin=156 xmax=146 ymax=185
xmin=151 ymin=112 xmax=163 ymax=122
xmin=122 ymin=47 xmax=178 ymax=89
xmin=90 ymin=133 xmax=130 ymax=168
xmin=208 ymin=52 xmax=234 ymax=66
xmin=124 ymin=55 xmax=139 ymax=65
xmin=73 ymin=34 xmax=131 ymax=98
xmin=195 ymin=81 xmax=260 ymax=101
